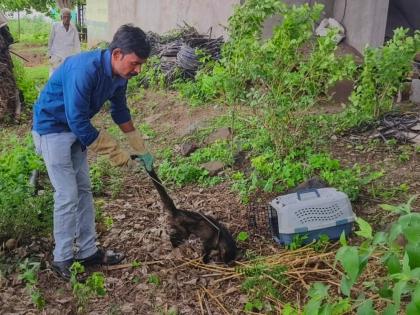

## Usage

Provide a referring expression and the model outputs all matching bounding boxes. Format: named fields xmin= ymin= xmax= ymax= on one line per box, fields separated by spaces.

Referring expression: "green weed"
xmin=18 ymin=259 xmax=45 ymax=310
xmin=13 ymin=57 xmax=41 ymax=107
xmin=70 ymin=262 xmax=106 ymax=313
xmin=334 ymin=196 xmax=420 ymax=313
xmin=148 ymin=274 xmax=160 ymax=286
xmin=0 ymin=135 xmax=53 ymax=241
xmin=89 ymin=157 xmax=123 ymax=198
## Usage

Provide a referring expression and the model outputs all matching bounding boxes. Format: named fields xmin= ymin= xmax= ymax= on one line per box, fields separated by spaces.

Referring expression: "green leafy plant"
xmin=148 ymin=274 xmax=160 ymax=286
xmin=311 ymin=234 xmax=330 ymax=253
xmin=286 ymin=234 xmax=309 ymax=251
xmin=158 ymin=139 xmax=232 ymax=187
xmin=70 ymin=262 xmax=106 ymax=313
xmin=340 ymin=29 xmax=420 ymax=129
xmin=12 ymin=57 xmax=41 ymax=107
xmin=237 ymin=262 xmax=287 ymax=312
xmin=131 ymin=260 xmax=141 ymax=268
xmin=335 ymin=196 xmax=420 ymax=313
xmin=236 ymin=231 xmax=250 ymax=242
xmin=18 ymin=259 xmax=45 ymax=310
xmin=0 ymin=135 xmax=53 ymax=241
xmin=89 ymin=157 xmax=123 ymax=198
xmin=138 ymin=122 xmax=157 ymax=139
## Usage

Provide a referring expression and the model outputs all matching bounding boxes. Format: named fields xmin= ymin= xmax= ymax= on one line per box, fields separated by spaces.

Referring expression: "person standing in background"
xmin=48 ymin=8 xmax=80 ymax=76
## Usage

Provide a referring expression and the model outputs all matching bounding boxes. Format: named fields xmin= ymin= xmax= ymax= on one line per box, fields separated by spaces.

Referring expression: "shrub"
xmin=0 ymin=136 xmax=53 ymax=241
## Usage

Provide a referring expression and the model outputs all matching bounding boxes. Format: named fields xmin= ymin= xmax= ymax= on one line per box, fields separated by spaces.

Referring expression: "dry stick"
xmin=197 ymin=290 xmax=205 ymax=315
xmin=201 ymin=273 xmax=225 ymax=278
xmin=213 ymin=274 xmax=238 ymax=284
xmin=9 ymin=50 xmax=30 ymax=62
xmin=215 ymin=287 xmax=239 ymax=298
xmin=201 ymin=286 xmax=230 ymax=315
xmin=266 ymin=296 xmax=285 ymax=311
xmin=188 ymin=261 xmax=235 ymax=274
xmin=285 ymin=268 xmax=333 ymax=275
xmin=187 ymin=259 xmax=234 ymax=272
xmin=169 ymin=258 xmax=202 ymax=271
xmin=203 ymin=294 xmax=213 ymax=315
xmin=103 ymin=260 xmax=164 ymax=271
xmin=323 ymin=260 xmax=344 ymax=276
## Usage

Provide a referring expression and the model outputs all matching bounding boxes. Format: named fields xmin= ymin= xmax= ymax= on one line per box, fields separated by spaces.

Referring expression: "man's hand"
xmin=89 ymin=130 xmax=132 ymax=167
xmin=125 ymin=130 xmax=146 ymax=154
xmin=135 ymin=153 xmax=154 ymax=172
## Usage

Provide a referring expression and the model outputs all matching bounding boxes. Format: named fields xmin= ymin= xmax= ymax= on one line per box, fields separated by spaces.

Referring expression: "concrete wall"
xmin=86 ymin=0 xmax=110 ymax=46
xmin=109 ymin=0 xmax=240 ymax=38
xmin=333 ymin=0 xmax=389 ymax=52
xmin=87 ymin=0 xmax=240 ymax=46
xmin=86 ymin=0 xmax=390 ymax=53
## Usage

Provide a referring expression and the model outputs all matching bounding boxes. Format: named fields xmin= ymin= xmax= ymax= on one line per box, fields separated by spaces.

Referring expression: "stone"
xmin=328 ymin=80 xmax=354 ymax=105
xmin=205 ymin=127 xmax=232 ymax=144
xmin=410 ymin=79 xmax=420 ymax=104
xmin=179 ymin=142 xmax=198 ymax=156
xmin=315 ymin=18 xmax=345 ymax=43
xmin=200 ymin=161 xmax=225 ymax=176
xmin=5 ymin=239 xmax=17 ymax=250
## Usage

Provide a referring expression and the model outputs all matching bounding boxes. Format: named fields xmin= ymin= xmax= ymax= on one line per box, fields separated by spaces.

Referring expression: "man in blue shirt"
xmin=32 ymin=24 xmax=153 ymax=280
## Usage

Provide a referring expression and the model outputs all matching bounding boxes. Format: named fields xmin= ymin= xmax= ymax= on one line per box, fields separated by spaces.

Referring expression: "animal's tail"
xmin=146 ymin=168 xmax=178 ymax=215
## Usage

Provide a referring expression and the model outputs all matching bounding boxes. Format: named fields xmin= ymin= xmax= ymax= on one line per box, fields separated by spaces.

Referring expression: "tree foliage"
xmin=0 ymin=0 xmax=56 ymax=13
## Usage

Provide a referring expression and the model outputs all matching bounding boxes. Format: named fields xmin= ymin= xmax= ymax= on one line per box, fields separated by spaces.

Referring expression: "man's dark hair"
xmin=109 ymin=24 xmax=150 ymax=59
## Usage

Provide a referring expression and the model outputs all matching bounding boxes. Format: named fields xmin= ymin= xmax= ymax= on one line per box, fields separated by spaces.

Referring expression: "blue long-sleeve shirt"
xmin=33 ymin=49 xmax=131 ymax=146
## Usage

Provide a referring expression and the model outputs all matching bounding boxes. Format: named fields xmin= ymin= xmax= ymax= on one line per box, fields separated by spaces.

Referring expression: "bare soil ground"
xmin=10 ymin=43 xmax=48 ymax=67
xmin=0 ymin=90 xmax=419 ymax=314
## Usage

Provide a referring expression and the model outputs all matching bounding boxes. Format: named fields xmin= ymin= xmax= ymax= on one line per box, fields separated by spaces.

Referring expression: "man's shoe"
xmin=77 ymin=248 xmax=125 ymax=266
xmin=51 ymin=259 xmax=73 ymax=281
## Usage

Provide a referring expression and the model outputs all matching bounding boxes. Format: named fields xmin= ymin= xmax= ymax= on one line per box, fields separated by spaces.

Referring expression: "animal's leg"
xmin=202 ymin=242 xmax=213 ymax=264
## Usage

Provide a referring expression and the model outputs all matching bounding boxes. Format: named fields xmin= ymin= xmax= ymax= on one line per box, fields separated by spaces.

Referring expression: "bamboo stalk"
xmin=201 ymin=286 xmax=230 ymax=315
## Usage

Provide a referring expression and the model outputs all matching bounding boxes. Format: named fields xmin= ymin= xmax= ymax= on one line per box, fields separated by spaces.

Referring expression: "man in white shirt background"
xmin=48 ymin=8 xmax=80 ymax=76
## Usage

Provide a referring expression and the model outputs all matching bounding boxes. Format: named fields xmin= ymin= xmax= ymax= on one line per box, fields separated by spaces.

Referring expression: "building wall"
xmin=86 ymin=0 xmax=110 ymax=46
xmin=86 ymin=0 xmax=240 ymax=46
xmin=333 ymin=0 xmax=389 ymax=52
xmin=86 ymin=0 xmax=389 ymax=53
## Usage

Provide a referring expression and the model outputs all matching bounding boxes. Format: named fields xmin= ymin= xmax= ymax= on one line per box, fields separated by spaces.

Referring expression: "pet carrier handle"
xmin=297 ymin=188 xmax=320 ymax=200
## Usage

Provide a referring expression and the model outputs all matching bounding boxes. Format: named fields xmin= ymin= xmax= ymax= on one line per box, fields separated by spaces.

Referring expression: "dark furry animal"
xmin=145 ymin=168 xmax=238 ymax=264
xmin=287 ymin=176 xmax=328 ymax=193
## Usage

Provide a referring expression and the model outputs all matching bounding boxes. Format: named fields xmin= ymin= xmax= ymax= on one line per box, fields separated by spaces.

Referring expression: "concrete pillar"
xmin=333 ymin=0 xmax=390 ymax=53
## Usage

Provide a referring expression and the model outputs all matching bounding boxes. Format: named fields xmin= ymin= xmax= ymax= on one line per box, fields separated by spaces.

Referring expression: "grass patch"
xmin=8 ymin=17 xmax=51 ymax=45
xmin=25 ymin=65 xmax=49 ymax=86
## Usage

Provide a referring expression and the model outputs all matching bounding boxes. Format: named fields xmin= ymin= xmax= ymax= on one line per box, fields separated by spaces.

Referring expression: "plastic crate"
xmin=268 ymin=188 xmax=355 ymax=245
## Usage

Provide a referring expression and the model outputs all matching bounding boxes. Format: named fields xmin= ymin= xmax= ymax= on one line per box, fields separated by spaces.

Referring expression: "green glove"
xmin=136 ymin=153 xmax=154 ymax=172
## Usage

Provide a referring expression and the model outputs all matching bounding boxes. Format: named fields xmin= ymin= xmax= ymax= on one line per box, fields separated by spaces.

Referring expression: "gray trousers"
xmin=32 ymin=131 xmax=97 ymax=262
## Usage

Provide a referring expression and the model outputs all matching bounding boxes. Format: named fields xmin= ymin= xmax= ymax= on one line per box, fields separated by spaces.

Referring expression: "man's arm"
xmin=109 ymin=85 xmax=149 ymax=156
xmin=109 ymin=83 xmax=131 ymax=125
xmin=62 ymin=67 xmax=133 ymax=167
xmin=119 ymin=120 xmax=135 ymax=133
